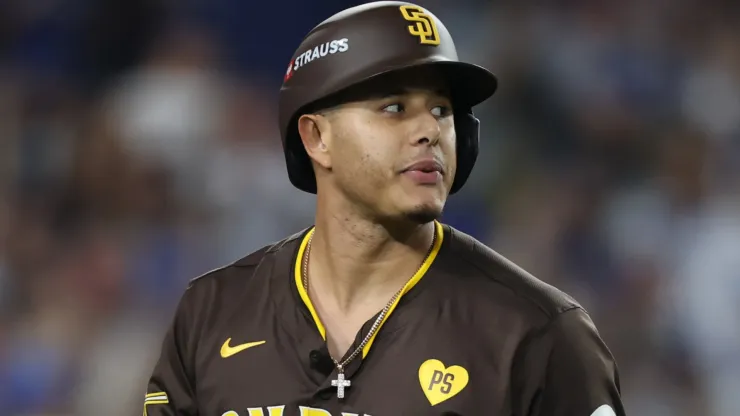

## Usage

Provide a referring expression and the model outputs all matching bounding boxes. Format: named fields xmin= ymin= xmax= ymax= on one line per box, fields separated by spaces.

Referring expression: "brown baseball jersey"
xmin=144 ymin=221 xmax=626 ymax=415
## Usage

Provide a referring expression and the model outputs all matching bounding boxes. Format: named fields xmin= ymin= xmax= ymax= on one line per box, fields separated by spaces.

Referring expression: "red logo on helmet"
xmin=284 ymin=60 xmax=294 ymax=82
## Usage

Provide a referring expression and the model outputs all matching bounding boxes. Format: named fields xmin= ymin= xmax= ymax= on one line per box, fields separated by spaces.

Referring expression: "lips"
xmin=402 ymin=159 xmax=444 ymax=175
xmin=401 ymin=159 xmax=445 ymax=185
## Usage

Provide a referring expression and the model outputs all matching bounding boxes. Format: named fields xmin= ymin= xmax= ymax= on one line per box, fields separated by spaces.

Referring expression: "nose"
xmin=410 ymin=112 xmax=441 ymax=146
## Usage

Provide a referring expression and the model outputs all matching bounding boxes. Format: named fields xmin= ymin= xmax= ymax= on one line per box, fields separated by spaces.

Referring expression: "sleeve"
xmin=512 ymin=307 xmax=626 ymax=416
xmin=144 ymin=285 xmax=200 ymax=416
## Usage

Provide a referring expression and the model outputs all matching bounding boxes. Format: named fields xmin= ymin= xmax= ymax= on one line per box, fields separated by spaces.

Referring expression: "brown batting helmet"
xmin=278 ymin=1 xmax=498 ymax=194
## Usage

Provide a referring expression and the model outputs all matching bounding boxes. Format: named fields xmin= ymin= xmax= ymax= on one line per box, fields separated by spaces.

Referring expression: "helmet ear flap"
xmin=450 ymin=109 xmax=480 ymax=194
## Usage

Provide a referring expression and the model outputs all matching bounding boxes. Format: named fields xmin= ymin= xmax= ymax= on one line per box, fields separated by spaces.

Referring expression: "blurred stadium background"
xmin=1 ymin=0 xmax=739 ymax=414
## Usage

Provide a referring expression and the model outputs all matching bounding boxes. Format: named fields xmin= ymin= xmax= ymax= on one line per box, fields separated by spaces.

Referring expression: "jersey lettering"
xmin=246 ymin=406 xmax=285 ymax=416
xmin=223 ymin=406 xmax=371 ymax=416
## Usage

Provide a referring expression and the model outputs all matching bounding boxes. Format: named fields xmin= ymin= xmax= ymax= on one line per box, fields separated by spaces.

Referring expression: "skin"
xmin=296 ymin=67 xmax=457 ymax=358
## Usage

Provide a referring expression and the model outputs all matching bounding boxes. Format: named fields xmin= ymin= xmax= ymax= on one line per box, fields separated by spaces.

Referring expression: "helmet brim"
xmin=415 ymin=60 xmax=498 ymax=108
xmin=326 ymin=58 xmax=498 ymax=111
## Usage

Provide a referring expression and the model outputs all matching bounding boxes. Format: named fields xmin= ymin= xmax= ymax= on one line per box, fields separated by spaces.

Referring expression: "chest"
xmin=193 ymin=320 xmax=514 ymax=416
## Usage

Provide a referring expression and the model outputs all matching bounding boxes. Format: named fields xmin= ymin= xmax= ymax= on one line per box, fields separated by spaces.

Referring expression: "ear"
xmin=297 ymin=113 xmax=332 ymax=170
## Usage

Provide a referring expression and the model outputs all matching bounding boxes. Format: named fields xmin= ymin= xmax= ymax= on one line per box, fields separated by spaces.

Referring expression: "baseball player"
xmin=145 ymin=2 xmax=626 ymax=415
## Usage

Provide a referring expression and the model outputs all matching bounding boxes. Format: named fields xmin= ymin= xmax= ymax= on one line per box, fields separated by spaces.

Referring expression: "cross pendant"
xmin=330 ymin=371 xmax=351 ymax=399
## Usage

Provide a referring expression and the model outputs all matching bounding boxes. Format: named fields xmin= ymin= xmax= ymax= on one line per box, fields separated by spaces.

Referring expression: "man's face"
xmin=316 ymin=70 xmax=457 ymax=224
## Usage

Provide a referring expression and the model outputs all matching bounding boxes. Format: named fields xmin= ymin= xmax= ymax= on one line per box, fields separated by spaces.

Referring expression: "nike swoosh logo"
xmin=220 ymin=338 xmax=266 ymax=358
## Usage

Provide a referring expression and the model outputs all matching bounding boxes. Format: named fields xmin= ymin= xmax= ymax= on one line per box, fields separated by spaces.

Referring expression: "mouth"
xmin=401 ymin=159 xmax=445 ymax=185
xmin=402 ymin=159 xmax=445 ymax=176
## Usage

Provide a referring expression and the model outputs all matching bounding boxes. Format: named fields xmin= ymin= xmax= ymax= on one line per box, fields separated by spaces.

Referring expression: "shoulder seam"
xmin=448 ymin=227 xmax=577 ymax=320
xmin=187 ymin=228 xmax=310 ymax=287
xmin=523 ymin=305 xmax=585 ymax=346
xmin=265 ymin=228 xmax=311 ymax=254
xmin=187 ymin=262 xmax=238 ymax=289
xmin=510 ymin=304 xmax=586 ymax=386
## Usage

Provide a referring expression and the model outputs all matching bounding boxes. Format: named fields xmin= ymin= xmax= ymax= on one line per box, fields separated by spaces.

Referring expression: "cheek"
xmin=334 ymin=130 xmax=390 ymax=185
xmin=441 ymin=129 xmax=457 ymax=187
xmin=443 ymin=128 xmax=457 ymax=161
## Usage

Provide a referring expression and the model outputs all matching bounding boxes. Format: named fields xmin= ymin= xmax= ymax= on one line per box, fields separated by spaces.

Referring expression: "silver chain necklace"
xmin=301 ymin=228 xmax=436 ymax=399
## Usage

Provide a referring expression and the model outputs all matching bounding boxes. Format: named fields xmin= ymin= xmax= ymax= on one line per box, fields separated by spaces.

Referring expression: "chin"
xmin=402 ymin=202 xmax=444 ymax=224
xmin=384 ymin=186 xmax=447 ymax=224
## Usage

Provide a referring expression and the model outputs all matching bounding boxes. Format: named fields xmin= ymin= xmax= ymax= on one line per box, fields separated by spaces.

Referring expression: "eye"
xmin=382 ymin=103 xmax=404 ymax=113
xmin=431 ymin=105 xmax=452 ymax=118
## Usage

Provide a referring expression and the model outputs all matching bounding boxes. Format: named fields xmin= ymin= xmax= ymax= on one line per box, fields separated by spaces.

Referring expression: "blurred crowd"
xmin=0 ymin=0 xmax=739 ymax=415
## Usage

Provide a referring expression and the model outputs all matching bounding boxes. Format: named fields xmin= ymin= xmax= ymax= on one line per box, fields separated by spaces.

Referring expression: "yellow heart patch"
xmin=418 ymin=359 xmax=469 ymax=406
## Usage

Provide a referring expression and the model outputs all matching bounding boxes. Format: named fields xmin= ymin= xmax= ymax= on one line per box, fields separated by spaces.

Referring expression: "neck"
xmin=307 ymin=199 xmax=436 ymax=314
